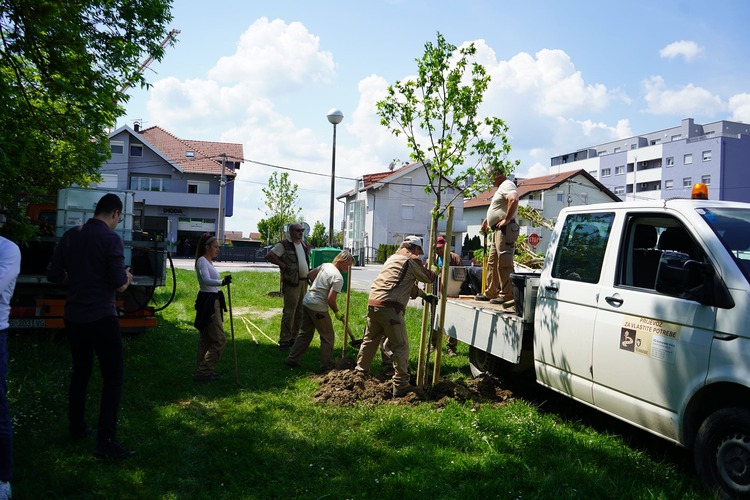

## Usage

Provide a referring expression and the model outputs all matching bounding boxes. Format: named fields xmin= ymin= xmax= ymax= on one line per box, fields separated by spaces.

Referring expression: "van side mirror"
xmin=655 ymin=251 xmax=734 ymax=308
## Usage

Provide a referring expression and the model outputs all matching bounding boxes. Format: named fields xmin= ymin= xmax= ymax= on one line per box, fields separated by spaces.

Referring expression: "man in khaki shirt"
xmin=356 ymin=236 xmax=437 ymax=397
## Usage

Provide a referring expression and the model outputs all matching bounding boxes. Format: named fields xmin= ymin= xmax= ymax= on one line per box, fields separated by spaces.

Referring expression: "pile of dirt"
xmin=312 ymin=368 xmax=515 ymax=407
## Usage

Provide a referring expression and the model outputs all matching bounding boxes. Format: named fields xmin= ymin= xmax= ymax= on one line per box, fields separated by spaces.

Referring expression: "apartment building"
xmin=550 ymin=118 xmax=750 ymax=202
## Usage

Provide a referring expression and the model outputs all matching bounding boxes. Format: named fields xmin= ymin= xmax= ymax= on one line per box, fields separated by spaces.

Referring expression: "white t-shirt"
xmin=486 ymin=179 xmax=518 ymax=227
xmin=195 ymin=256 xmax=221 ymax=293
xmin=0 ymin=236 xmax=21 ymax=330
xmin=271 ymin=239 xmax=309 ymax=279
xmin=303 ymin=263 xmax=343 ymax=312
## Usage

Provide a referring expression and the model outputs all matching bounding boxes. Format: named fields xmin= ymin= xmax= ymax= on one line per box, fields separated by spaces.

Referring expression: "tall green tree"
xmin=308 ymin=221 xmax=327 ymax=248
xmin=376 ymin=32 xmax=519 ymax=251
xmin=377 ymin=32 xmax=519 ymax=386
xmin=0 ymin=0 xmax=174 ymax=241
xmin=260 ymin=172 xmax=301 ymax=242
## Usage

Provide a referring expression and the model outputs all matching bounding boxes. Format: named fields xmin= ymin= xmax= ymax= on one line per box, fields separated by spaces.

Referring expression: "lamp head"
xmin=327 ymin=108 xmax=344 ymax=125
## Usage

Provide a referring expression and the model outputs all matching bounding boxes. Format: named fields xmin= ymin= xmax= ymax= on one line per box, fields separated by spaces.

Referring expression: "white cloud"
xmin=729 ymin=93 xmax=750 ymax=123
xmin=643 ymin=75 xmax=725 ymax=116
xmin=209 ymin=17 xmax=335 ymax=93
xmin=659 ymin=40 xmax=703 ymax=62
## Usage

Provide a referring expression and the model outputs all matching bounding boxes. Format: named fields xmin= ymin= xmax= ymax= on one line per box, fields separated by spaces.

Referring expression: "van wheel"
xmin=694 ymin=407 xmax=750 ymax=498
xmin=469 ymin=346 xmax=505 ymax=377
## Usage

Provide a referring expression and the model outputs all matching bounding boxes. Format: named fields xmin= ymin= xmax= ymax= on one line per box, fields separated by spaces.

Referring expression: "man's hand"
xmin=422 ymin=293 xmax=439 ymax=306
xmin=334 ymin=310 xmax=345 ymax=322
xmin=222 ymin=275 xmax=232 ymax=285
xmin=430 ymin=264 xmax=440 ymax=274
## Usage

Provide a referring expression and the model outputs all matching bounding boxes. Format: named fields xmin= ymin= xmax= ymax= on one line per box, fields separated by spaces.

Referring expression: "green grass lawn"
xmin=8 ymin=269 xmax=709 ymax=499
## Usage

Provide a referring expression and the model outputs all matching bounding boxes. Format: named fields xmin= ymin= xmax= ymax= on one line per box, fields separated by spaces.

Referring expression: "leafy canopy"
xmin=0 ymin=0 xmax=174 ymax=240
xmin=376 ymin=32 xmax=519 ymax=219
xmin=261 ymin=172 xmax=301 ymax=242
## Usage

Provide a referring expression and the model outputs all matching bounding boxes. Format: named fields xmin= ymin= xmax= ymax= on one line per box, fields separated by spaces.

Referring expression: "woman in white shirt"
xmin=285 ymin=251 xmax=353 ymax=373
xmin=193 ymin=233 xmax=231 ymax=381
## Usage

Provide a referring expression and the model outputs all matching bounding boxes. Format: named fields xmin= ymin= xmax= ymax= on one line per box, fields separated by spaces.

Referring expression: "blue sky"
xmin=119 ymin=0 xmax=750 ymax=237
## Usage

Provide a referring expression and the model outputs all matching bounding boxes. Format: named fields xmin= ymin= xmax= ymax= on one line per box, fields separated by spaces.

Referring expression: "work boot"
xmin=446 ymin=346 xmax=458 ymax=358
xmin=393 ymin=385 xmax=424 ymax=398
xmin=474 ymin=294 xmax=490 ymax=301
xmin=284 ymin=358 xmax=301 ymax=368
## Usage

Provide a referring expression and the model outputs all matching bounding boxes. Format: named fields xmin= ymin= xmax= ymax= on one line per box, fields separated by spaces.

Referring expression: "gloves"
xmin=430 ymin=264 xmax=440 ymax=274
xmin=222 ymin=275 xmax=232 ymax=285
xmin=422 ymin=293 xmax=439 ymax=306
xmin=334 ymin=310 xmax=345 ymax=322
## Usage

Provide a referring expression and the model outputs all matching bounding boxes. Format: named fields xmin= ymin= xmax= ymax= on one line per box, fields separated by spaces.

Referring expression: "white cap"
xmin=404 ymin=235 xmax=423 ymax=249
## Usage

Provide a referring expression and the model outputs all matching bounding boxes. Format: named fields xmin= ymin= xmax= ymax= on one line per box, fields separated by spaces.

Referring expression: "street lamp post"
xmin=326 ymin=109 xmax=344 ymax=247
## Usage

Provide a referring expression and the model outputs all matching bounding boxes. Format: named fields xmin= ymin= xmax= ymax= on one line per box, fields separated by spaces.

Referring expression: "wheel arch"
xmin=683 ymin=381 xmax=750 ymax=448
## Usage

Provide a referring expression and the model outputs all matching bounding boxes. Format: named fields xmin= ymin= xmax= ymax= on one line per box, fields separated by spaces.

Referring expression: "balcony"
xmin=131 ymin=190 xmax=219 ymax=209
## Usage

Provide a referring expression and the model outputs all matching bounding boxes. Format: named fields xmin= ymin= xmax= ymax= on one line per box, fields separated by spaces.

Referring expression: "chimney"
xmin=133 ymin=121 xmax=141 ymax=132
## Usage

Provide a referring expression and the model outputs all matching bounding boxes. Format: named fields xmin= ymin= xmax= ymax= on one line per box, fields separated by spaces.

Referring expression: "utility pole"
xmin=218 ymin=153 xmax=226 ymax=244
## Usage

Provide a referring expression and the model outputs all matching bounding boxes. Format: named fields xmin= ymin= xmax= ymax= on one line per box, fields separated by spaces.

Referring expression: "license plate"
xmin=9 ymin=318 xmax=46 ymax=329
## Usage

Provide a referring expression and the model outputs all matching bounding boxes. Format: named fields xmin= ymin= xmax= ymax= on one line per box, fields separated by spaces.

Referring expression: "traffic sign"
xmin=528 ymin=233 xmax=540 ymax=246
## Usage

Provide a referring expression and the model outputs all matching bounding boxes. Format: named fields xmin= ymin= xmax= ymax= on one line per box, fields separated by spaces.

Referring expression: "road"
xmin=170 ymin=257 xmax=384 ymax=293
xmin=170 ymin=257 xmax=425 ymax=307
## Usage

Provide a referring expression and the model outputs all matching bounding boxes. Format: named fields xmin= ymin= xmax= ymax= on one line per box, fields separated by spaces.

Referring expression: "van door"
xmin=535 ymin=211 xmax=615 ymax=404
xmin=592 ymin=214 xmax=715 ymax=441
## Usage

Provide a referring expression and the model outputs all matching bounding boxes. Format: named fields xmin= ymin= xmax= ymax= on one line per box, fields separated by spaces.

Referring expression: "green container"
xmin=310 ymin=247 xmax=347 ymax=291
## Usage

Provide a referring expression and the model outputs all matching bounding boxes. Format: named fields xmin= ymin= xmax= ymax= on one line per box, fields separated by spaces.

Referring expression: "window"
xmin=665 ymin=179 xmax=674 ymax=190
xmin=401 ymin=204 xmax=414 ymax=220
xmin=187 ymin=180 xmax=209 ymax=194
xmin=588 ymin=169 xmax=598 ymax=177
xmin=402 ymin=177 xmax=412 ymax=193
xmin=551 ymin=212 xmax=614 ymax=283
xmin=617 ymin=215 xmax=706 ymax=292
xmin=614 ymin=147 xmax=621 ymax=153
xmin=99 ymin=174 xmax=118 ymax=188
xmin=684 ymin=154 xmax=693 ymax=165
xmin=671 ymin=134 xmax=682 ymax=141
xmin=614 ymin=186 xmax=625 ymax=196
xmin=701 ymin=174 xmax=711 ymax=185
xmin=702 ymin=150 xmax=712 ymax=161
xmin=601 ymin=168 xmax=611 ymax=177
xmin=557 ymin=192 xmax=563 ymax=202
xmin=130 ymin=144 xmax=143 ymax=157
xmin=615 ymin=166 xmax=625 ymax=175
xmin=683 ymin=177 xmax=692 ymax=188
xmin=110 ymin=141 xmax=124 ymax=154
xmin=130 ymin=176 xmax=169 ymax=192
xmin=666 ymin=157 xmax=674 ymax=167
xmin=650 ymin=139 xmax=661 ymax=145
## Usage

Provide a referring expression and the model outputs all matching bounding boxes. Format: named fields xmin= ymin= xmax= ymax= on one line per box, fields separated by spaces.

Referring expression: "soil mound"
xmin=312 ymin=368 xmax=514 ymax=407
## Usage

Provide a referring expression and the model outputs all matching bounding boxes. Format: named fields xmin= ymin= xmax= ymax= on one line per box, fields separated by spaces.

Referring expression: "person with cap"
xmin=193 ymin=232 xmax=232 ymax=382
xmin=477 ymin=169 xmax=519 ymax=308
xmin=285 ymin=250 xmax=354 ymax=373
xmin=265 ymin=223 xmax=311 ymax=351
xmin=46 ymin=193 xmax=135 ymax=459
xmin=355 ymin=236 xmax=438 ymax=397
xmin=433 ymin=236 xmax=462 ymax=356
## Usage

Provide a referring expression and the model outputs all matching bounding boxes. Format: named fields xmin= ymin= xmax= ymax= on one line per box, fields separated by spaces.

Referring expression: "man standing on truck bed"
xmin=477 ymin=169 xmax=519 ymax=307
xmin=355 ymin=236 xmax=438 ymax=397
xmin=47 ymin=193 xmax=135 ymax=460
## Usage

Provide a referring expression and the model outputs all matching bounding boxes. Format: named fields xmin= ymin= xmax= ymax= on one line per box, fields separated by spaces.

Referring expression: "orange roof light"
xmin=691 ymin=183 xmax=709 ymax=200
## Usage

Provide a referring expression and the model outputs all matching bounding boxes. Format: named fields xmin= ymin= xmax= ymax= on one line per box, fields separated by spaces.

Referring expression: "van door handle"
xmin=545 ymin=285 xmax=558 ymax=293
xmin=605 ymin=295 xmax=623 ymax=307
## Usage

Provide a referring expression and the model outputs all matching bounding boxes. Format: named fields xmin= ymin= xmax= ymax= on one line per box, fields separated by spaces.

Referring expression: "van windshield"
xmin=698 ymin=207 xmax=750 ymax=282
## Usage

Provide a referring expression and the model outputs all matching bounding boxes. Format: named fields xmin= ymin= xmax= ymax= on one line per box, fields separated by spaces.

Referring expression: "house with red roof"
xmin=464 ymin=169 xmax=620 ymax=253
xmin=95 ymin=124 xmax=243 ymax=249
xmin=337 ymin=161 xmax=466 ymax=263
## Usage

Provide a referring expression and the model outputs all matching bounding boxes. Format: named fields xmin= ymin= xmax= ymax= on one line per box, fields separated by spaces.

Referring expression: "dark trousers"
xmin=0 ymin=330 xmax=12 ymax=482
xmin=66 ymin=317 xmax=124 ymax=443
